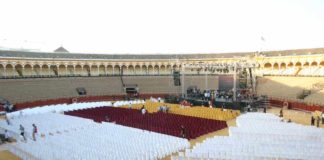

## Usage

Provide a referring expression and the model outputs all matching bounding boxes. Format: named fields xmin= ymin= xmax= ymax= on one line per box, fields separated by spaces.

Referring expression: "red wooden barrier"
xmin=13 ymin=94 xmax=177 ymax=111
xmin=269 ymin=97 xmax=324 ymax=112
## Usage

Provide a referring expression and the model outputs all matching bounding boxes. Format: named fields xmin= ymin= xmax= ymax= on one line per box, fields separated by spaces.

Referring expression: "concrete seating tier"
xmin=304 ymin=89 xmax=324 ymax=105
xmin=0 ymin=75 xmax=219 ymax=104
xmin=6 ymin=101 xmax=115 ymax=118
xmin=257 ymin=67 xmax=324 ymax=76
xmin=0 ymin=77 xmax=124 ymax=103
xmin=257 ymin=76 xmax=324 ymax=100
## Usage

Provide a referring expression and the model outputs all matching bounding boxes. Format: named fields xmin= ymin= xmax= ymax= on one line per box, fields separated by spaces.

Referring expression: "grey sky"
xmin=0 ymin=0 xmax=323 ymax=54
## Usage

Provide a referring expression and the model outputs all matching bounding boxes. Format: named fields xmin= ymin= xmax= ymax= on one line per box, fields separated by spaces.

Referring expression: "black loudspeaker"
xmin=249 ymin=68 xmax=253 ymax=87
xmin=76 ymin=87 xmax=87 ymax=95
xmin=173 ymin=71 xmax=181 ymax=86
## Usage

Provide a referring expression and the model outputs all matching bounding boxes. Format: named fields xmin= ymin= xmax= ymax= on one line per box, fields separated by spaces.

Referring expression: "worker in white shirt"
xmin=141 ymin=108 xmax=146 ymax=115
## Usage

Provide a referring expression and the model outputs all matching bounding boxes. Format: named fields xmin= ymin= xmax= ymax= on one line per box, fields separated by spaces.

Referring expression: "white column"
xmin=4 ymin=67 xmax=6 ymax=77
xmin=157 ymin=66 xmax=160 ymax=75
xmin=40 ymin=66 xmax=43 ymax=76
xmin=31 ymin=66 xmax=34 ymax=77
xmin=22 ymin=66 xmax=25 ymax=77
xmin=73 ymin=65 xmax=76 ymax=76
xmin=48 ymin=65 xmax=51 ymax=76
xmin=65 ymin=65 xmax=68 ymax=76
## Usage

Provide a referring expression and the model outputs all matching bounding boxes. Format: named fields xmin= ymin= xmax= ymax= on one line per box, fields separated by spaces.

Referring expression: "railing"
xmin=0 ymin=73 xmax=230 ymax=79
xmin=12 ymin=94 xmax=173 ymax=111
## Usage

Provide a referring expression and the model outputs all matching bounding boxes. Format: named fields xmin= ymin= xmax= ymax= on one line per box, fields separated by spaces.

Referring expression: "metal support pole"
xmin=181 ymin=64 xmax=185 ymax=98
xmin=205 ymin=68 xmax=208 ymax=90
xmin=233 ymin=63 xmax=237 ymax=101
xmin=252 ymin=68 xmax=257 ymax=94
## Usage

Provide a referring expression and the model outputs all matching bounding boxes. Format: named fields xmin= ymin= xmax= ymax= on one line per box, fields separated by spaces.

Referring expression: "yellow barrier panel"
xmin=121 ymin=101 xmax=240 ymax=121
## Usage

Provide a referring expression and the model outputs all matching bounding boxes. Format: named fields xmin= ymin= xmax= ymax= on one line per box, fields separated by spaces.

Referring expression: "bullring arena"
xmin=0 ymin=48 xmax=324 ymax=160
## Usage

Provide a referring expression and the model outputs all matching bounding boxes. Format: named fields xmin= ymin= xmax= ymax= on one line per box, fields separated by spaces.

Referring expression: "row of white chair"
xmin=6 ymin=100 xmax=145 ymax=118
xmin=1 ymin=113 xmax=94 ymax=138
xmin=6 ymin=101 xmax=112 ymax=118
xmin=8 ymin=118 xmax=190 ymax=160
xmin=113 ymin=99 xmax=145 ymax=107
xmin=175 ymin=113 xmax=324 ymax=160
xmin=258 ymin=67 xmax=324 ymax=76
